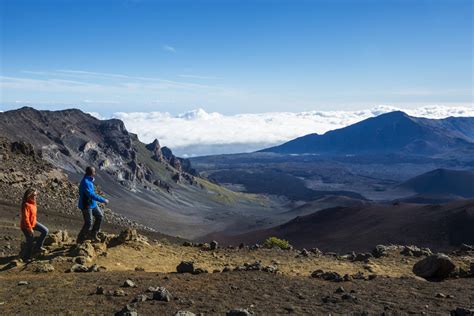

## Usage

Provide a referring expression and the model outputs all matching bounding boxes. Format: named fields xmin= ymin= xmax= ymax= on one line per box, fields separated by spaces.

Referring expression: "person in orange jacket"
xmin=20 ymin=188 xmax=49 ymax=260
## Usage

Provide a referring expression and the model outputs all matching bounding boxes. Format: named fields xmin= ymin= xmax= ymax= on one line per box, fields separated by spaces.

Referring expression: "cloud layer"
xmin=109 ymin=105 xmax=474 ymax=157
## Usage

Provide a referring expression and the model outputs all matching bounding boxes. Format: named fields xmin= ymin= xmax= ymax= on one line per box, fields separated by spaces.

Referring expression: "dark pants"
xmin=77 ymin=206 xmax=103 ymax=242
xmin=21 ymin=222 xmax=49 ymax=259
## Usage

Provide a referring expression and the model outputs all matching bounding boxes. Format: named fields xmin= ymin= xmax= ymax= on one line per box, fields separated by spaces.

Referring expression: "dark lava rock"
xmin=372 ymin=245 xmax=389 ymax=258
xmin=450 ymin=307 xmax=474 ymax=316
xmin=353 ymin=253 xmax=373 ymax=262
xmin=152 ymin=287 xmax=172 ymax=302
xmin=192 ymin=268 xmax=208 ymax=275
xmin=210 ymin=240 xmax=218 ymax=250
xmin=96 ymin=286 xmax=105 ymax=295
xmin=311 ymin=269 xmax=344 ymax=282
xmin=335 ymin=286 xmax=345 ymax=293
xmin=226 ymin=309 xmax=252 ymax=316
xmin=401 ymin=245 xmax=432 ymax=257
xmin=115 ymin=304 xmax=138 ymax=316
xmin=413 ymin=253 xmax=456 ymax=280
xmin=122 ymin=279 xmax=137 ymax=288
xmin=132 ymin=294 xmax=149 ymax=303
xmin=177 ymin=261 xmax=195 ymax=274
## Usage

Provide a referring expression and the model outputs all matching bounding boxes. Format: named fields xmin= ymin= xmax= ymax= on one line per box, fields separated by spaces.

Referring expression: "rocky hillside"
xmin=0 ymin=107 xmax=284 ymax=239
xmin=0 ymin=136 xmax=153 ymax=231
xmin=0 ymin=107 xmax=195 ymax=190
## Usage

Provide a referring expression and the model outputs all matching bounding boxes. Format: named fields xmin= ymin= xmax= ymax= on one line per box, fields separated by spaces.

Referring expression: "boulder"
xmin=152 ymin=287 xmax=172 ymax=302
xmin=413 ymin=254 xmax=456 ymax=280
xmin=43 ymin=230 xmax=70 ymax=246
xmin=177 ymin=261 xmax=195 ymax=273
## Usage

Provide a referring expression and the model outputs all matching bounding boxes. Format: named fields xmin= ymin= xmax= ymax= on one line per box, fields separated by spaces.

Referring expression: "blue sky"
xmin=0 ymin=0 xmax=472 ymax=115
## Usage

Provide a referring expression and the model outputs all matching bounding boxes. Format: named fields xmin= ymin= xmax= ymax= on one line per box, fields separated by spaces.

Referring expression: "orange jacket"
xmin=20 ymin=200 xmax=37 ymax=231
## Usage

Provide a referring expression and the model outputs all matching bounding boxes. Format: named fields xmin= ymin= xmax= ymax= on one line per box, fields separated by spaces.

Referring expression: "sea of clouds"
xmin=100 ymin=105 xmax=474 ymax=157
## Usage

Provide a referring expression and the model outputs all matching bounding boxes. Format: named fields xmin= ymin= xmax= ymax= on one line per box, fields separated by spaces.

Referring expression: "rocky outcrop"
xmin=413 ymin=253 xmax=456 ymax=280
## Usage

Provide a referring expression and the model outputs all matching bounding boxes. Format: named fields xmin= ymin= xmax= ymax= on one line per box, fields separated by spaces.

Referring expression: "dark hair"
xmin=22 ymin=188 xmax=37 ymax=209
xmin=85 ymin=166 xmax=95 ymax=176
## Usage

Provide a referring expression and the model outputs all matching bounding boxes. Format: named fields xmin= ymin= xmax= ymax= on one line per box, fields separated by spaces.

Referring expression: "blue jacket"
xmin=78 ymin=175 xmax=106 ymax=210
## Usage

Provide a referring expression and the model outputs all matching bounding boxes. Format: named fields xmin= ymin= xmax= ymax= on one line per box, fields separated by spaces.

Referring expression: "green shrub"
xmin=263 ymin=237 xmax=291 ymax=250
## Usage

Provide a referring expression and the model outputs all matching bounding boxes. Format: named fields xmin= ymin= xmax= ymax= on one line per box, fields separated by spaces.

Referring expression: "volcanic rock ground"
xmin=0 ymin=208 xmax=473 ymax=315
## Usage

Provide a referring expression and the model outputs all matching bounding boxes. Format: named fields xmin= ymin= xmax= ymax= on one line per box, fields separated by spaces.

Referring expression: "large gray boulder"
xmin=413 ymin=253 xmax=456 ymax=280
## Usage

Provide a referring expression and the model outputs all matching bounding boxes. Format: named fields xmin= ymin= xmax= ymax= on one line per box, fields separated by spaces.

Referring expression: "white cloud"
xmin=162 ymin=45 xmax=176 ymax=53
xmin=112 ymin=105 xmax=474 ymax=157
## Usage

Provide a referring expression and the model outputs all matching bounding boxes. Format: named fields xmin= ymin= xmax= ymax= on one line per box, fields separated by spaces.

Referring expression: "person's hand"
xmin=27 ymin=230 xmax=34 ymax=237
xmin=104 ymin=199 xmax=110 ymax=204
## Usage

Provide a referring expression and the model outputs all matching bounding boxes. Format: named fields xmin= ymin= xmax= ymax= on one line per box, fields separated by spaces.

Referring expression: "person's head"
xmin=22 ymin=188 xmax=37 ymax=206
xmin=85 ymin=166 xmax=96 ymax=177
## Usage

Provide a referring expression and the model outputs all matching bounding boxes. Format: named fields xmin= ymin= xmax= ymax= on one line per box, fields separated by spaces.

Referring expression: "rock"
xmin=335 ymin=286 xmax=345 ymax=293
xmin=353 ymin=253 xmax=373 ymax=262
xmin=436 ymin=293 xmax=446 ymax=298
xmin=226 ymin=309 xmax=252 ymax=316
xmin=70 ymin=264 xmax=90 ymax=273
xmin=43 ymin=230 xmax=70 ymax=246
xmin=96 ymin=286 xmax=105 ymax=295
xmin=32 ymin=262 xmax=55 ymax=273
xmin=262 ymin=265 xmax=278 ymax=273
xmin=222 ymin=266 xmax=232 ymax=273
xmin=114 ymin=289 xmax=126 ymax=297
xmin=341 ymin=293 xmax=357 ymax=300
xmin=135 ymin=266 xmax=145 ymax=272
xmin=122 ymin=279 xmax=137 ymax=288
xmin=174 ymin=312 xmax=196 ymax=316
xmin=311 ymin=270 xmax=344 ymax=282
xmin=300 ymin=248 xmax=310 ymax=257
xmin=177 ymin=261 xmax=195 ymax=273
xmin=401 ymin=245 xmax=432 ymax=257
xmin=413 ymin=253 xmax=456 ymax=280
xmin=88 ymin=264 xmax=100 ymax=272
xmin=450 ymin=308 xmax=474 ymax=316
xmin=152 ymin=287 xmax=172 ymax=302
xmin=132 ymin=294 xmax=149 ymax=303
xmin=372 ymin=245 xmax=389 ymax=258
xmin=74 ymin=256 xmax=88 ymax=265
xmin=210 ymin=240 xmax=218 ymax=250
xmin=115 ymin=304 xmax=138 ymax=316
xmin=18 ymin=281 xmax=29 ymax=286
xmin=192 ymin=268 xmax=208 ymax=275
xmin=70 ymin=242 xmax=96 ymax=258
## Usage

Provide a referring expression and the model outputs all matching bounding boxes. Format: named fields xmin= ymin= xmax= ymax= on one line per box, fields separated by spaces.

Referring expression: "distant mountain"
xmin=0 ymin=107 xmax=281 ymax=238
xmin=211 ymin=200 xmax=474 ymax=252
xmin=398 ymin=168 xmax=474 ymax=198
xmin=260 ymin=111 xmax=474 ymax=155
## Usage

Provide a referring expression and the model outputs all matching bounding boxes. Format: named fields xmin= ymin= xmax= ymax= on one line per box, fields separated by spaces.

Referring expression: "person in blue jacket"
xmin=77 ymin=166 xmax=109 ymax=243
